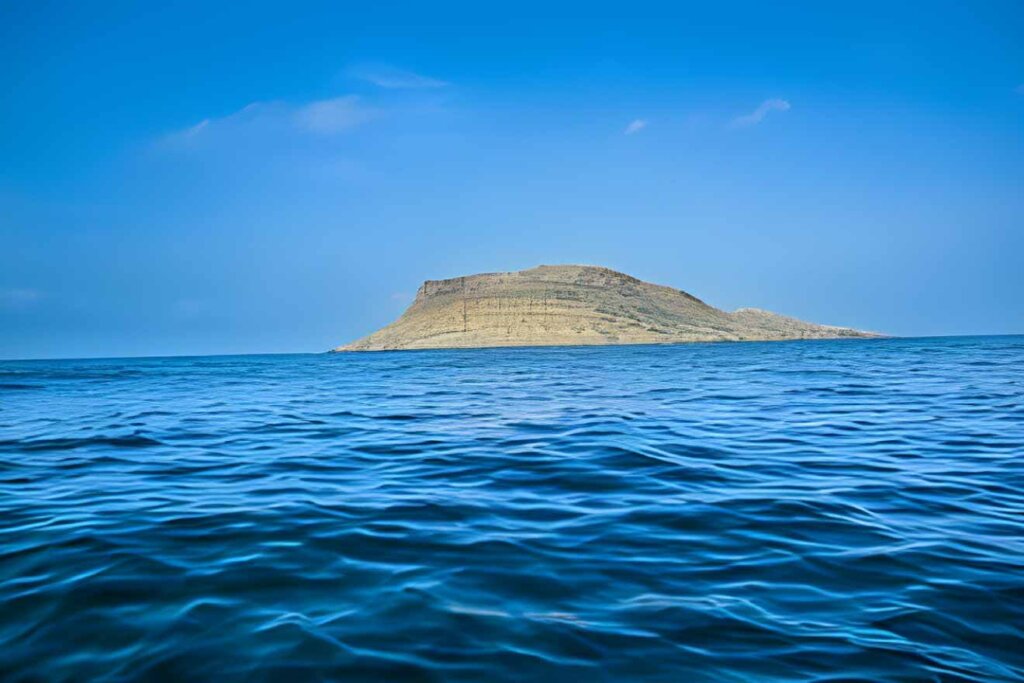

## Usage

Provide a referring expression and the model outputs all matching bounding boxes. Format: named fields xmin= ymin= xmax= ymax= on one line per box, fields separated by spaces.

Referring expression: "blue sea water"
xmin=1 ymin=336 xmax=1022 ymax=682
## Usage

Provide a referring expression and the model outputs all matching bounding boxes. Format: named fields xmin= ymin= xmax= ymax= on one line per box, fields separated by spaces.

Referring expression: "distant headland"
xmin=333 ymin=265 xmax=879 ymax=352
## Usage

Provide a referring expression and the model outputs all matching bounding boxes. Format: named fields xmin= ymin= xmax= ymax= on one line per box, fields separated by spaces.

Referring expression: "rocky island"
xmin=334 ymin=265 xmax=878 ymax=351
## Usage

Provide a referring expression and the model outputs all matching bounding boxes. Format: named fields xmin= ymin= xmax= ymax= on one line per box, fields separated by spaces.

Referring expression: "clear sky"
xmin=2 ymin=1 xmax=1023 ymax=359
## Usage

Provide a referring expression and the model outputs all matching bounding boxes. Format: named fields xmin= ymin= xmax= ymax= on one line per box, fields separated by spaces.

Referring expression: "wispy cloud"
xmin=731 ymin=98 xmax=791 ymax=127
xmin=162 ymin=96 xmax=376 ymax=147
xmin=295 ymin=96 xmax=375 ymax=133
xmin=178 ymin=118 xmax=210 ymax=139
xmin=624 ymin=119 xmax=648 ymax=135
xmin=0 ymin=288 xmax=43 ymax=308
xmin=351 ymin=65 xmax=448 ymax=89
xmin=1016 ymin=84 xmax=1024 ymax=95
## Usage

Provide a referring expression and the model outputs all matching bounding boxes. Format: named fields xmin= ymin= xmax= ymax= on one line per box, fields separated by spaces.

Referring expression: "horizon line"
xmin=2 ymin=333 xmax=1021 ymax=363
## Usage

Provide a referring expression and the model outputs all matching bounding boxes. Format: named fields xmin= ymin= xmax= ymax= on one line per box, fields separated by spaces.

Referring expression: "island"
xmin=333 ymin=265 xmax=878 ymax=351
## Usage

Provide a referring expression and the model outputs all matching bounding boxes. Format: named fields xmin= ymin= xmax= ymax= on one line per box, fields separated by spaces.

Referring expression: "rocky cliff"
xmin=334 ymin=265 xmax=877 ymax=351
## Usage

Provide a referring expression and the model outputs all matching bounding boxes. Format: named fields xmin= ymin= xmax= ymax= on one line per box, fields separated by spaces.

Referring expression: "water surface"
xmin=2 ymin=336 xmax=1023 ymax=681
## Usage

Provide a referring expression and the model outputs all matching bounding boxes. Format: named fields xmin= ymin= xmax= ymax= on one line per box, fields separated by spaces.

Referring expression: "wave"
xmin=0 ymin=336 xmax=1022 ymax=681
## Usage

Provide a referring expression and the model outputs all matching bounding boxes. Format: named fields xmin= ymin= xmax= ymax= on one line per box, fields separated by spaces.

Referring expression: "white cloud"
xmin=163 ymin=96 xmax=375 ymax=146
xmin=295 ymin=96 xmax=375 ymax=134
xmin=352 ymin=65 xmax=448 ymax=89
xmin=0 ymin=288 xmax=43 ymax=308
xmin=731 ymin=98 xmax=791 ymax=127
xmin=180 ymin=119 xmax=210 ymax=138
xmin=624 ymin=119 xmax=648 ymax=135
xmin=1016 ymin=84 xmax=1024 ymax=95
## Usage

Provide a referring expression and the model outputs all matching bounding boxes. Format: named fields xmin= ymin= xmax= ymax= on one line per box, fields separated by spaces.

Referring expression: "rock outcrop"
xmin=334 ymin=265 xmax=878 ymax=351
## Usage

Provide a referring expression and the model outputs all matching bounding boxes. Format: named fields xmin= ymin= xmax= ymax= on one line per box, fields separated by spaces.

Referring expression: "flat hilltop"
xmin=334 ymin=265 xmax=878 ymax=351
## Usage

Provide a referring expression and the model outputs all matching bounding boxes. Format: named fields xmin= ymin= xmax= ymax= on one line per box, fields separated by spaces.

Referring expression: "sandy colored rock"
xmin=334 ymin=265 xmax=878 ymax=351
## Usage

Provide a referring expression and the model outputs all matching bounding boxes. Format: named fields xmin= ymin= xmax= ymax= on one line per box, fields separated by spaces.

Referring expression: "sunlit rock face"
xmin=334 ymin=265 xmax=877 ymax=351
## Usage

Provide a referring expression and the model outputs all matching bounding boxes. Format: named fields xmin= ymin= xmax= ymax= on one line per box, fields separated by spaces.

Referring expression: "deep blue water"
xmin=1 ymin=336 xmax=1023 ymax=682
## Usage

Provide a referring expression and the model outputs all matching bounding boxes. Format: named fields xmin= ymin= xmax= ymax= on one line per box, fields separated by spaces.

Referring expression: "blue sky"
xmin=2 ymin=0 xmax=1023 ymax=359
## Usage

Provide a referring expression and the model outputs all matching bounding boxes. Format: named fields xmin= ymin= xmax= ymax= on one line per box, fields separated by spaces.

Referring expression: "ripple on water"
xmin=1 ymin=336 xmax=1023 ymax=681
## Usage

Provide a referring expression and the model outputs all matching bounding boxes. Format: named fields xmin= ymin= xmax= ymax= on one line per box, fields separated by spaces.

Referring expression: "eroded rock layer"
xmin=335 ymin=265 xmax=876 ymax=351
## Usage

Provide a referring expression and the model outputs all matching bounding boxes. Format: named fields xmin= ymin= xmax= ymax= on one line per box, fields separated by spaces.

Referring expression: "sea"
xmin=1 ymin=336 xmax=1022 ymax=682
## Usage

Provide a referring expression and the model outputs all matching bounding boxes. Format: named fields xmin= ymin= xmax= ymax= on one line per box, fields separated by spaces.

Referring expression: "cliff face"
xmin=334 ymin=265 xmax=877 ymax=351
